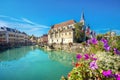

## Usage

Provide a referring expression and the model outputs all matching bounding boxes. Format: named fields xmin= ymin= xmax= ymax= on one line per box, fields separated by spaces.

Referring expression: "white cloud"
xmin=22 ymin=18 xmax=35 ymax=25
xmin=0 ymin=15 xmax=22 ymax=22
xmin=0 ymin=15 xmax=49 ymax=36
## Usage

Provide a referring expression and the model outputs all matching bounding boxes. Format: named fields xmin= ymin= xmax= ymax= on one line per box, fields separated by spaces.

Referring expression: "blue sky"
xmin=0 ymin=0 xmax=120 ymax=36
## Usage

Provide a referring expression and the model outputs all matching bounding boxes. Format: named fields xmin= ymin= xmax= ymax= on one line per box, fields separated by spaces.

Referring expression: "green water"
xmin=0 ymin=46 xmax=75 ymax=80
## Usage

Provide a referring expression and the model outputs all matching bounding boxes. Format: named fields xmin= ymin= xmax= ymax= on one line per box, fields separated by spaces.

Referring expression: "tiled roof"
xmin=0 ymin=26 xmax=28 ymax=35
xmin=53 ymin=20 xmax=76 ymax=28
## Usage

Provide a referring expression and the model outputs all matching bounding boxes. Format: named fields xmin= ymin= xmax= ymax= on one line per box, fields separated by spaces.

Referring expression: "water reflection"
xmin=0 ymin=46 xmax=35 ymax=61
xmin=0 ymin=46 xmax=76 ymax=66
xmin=46 ymin=50 xmax=76 ymax=66
xmin=0 ymin=46 xmax=73 ymax=80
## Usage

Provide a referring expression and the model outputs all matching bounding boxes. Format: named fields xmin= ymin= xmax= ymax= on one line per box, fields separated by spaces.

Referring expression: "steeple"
xmin=80 ymin=11 xmax=85 ymax=25
xmin=81 ymin=11 xmax=85 ymax=20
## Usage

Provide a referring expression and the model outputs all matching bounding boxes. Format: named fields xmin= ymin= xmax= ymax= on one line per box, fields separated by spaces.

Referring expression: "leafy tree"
xmin=96 ymin=34 xmax=104 ymax=40
xmin=74 ymin=22 xmax=85 ymax=43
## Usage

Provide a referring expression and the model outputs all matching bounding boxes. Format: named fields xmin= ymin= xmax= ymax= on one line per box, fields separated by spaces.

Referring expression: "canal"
xmin=0 ymin=46 xmax=75 ymax=80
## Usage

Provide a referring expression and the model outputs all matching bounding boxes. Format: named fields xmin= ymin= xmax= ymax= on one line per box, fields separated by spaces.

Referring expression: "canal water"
xmin=0 ymin=46 xmax=75 ymax=80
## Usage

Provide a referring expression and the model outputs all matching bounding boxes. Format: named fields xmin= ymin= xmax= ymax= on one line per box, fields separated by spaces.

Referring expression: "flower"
xmin=91 ymin=38 xmax=98 ymax=45
xmin=114 ymin=48 xmax=120 ymax=55
xmin=68 ymin=73 xmax=71 ymax=78
xmin=90 ymin=61 xmax=98 ymax=70
xmin=102 ymin=70 xmax=112 ymax=77
xmin=116 ymin=75 xmax=120 ymax=80
xmin=117 ymin=77 xmax=120 ymax=80
xmin=90 ymin=54 xmax=97 ymax=61
xmin=75 ymin=62 xmax=82 ymax=67
xmin=84 ymin=54 xmax=89 ymax=60
xmin=104 ymin=44 xmax=110 ymax=51
xmin=76 ymin=54 xmax=82 ymax=60
xmin=101 ymin=38 xmax=108 ymax=44
xmin=87 ymin=39 xmax=90 ymax=45
xmin=115 ymin=72 xmax=120 ymax=80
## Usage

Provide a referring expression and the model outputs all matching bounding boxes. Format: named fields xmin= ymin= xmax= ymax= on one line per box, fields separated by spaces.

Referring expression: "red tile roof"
xmin=53 ymin=20 xmax=76 ymax=28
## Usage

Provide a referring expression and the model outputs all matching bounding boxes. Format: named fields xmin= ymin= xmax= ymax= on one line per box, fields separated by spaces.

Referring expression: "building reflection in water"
xmin=0 ymin=46 xmax=31 ymax=62
xmin=46 ymin=50 xmax=76 ymax=66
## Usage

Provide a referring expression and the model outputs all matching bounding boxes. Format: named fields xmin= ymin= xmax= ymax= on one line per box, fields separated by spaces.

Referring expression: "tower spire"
xmin=80 ymin=11 xmax=85 ymax=25
xmin=81 ymin=11 xmax=84 ymax=20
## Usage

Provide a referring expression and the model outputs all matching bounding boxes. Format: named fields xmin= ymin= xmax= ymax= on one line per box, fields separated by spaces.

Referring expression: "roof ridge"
xmin=53 ymin=20 xmax=76 ymax=28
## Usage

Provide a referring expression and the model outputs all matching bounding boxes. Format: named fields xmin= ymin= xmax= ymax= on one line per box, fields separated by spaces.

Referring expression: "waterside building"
xmin=48 ymin=12 xmax=95 ymax=45
xmin=0 ymin=26 xmax=31 ymax=45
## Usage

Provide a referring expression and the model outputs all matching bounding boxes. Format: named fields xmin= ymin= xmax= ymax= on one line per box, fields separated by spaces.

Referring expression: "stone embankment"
xmin=43 ymin=43 xmax=90 ymax=53
xmin=0 ymin=43 xmax=32 ymax=52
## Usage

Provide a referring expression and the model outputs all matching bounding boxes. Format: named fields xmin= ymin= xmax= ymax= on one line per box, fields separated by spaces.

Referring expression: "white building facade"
xmin=48 ymin=12 xmax=94 ymax=44
xmin=48 ymin=20 xmax=76 ymax=44
xmin=0 ymin=27 xmax=29 ymax=44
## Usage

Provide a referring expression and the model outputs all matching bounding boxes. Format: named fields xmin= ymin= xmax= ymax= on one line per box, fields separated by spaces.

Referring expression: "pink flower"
xmin=115 ymin=73 xmax=120 ymax=80
xmin=90 ymin=61 xmax=98 ymax=70
xmin=84 ymin=54 xmax=89 ymax=60
xmin=76 ymin=54 xmax=82 ymax=60
xmin=102 ymin=70 xmax=112 ymax=77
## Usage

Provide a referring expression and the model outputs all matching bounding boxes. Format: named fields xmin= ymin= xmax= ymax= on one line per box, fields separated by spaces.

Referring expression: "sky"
xmin=0 ymin=0 xmax=120 ymax=36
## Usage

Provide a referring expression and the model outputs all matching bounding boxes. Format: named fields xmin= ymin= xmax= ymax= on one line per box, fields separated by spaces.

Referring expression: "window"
xmin=65 ymin=33 xmax=67 ymax=35
xmin=68 ymin=25 xmax=72 ymax=29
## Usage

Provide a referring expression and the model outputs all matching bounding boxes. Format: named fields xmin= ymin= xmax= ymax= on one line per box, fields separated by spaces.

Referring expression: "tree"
xmin=96 ymin=34 xmax=104 ymax=40
xmin=74 ymin=22 xmax=85 ymax=43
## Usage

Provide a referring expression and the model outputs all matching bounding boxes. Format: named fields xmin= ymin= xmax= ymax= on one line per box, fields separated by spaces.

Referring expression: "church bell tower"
xmin=80 ymin=11 xmax=85 ymax=25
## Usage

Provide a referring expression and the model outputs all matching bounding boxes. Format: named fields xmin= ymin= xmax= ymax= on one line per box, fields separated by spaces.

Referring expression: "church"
xmin=48 ymin=12 xmax=94 ymax=44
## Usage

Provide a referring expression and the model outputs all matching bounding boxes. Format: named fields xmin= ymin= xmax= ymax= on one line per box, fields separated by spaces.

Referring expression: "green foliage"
xmin=67 ymin=54 xmax=103 ymax=80
xmin=74 ymin=22 xmax=83 ymax=30
xmin=96 ymin=34 xmax=104 ymax=40
xmin=61 ymin=37 xmax=120 ymax=80
xmin=116 ymin=40 xmax=120 ymax=50
xmin=89 ymin=41 xmax=104 ymax=53
xmin=74 ymin=22 xmax=85 ymax=42
xmin=96 ymin=51 xmax=120 ymax=73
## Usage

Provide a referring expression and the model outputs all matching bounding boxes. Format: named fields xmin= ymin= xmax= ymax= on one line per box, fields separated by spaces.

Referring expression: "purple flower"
xmin=114 ymin=73 xmax=120 ymax=80
xmin=102 ymin=70 xmax=112 ymax=77
xmin=87 ymin=40 xmax=90 ymax=45
xmin=116 ymin=74 xmax=120 ymax=80
xmin=90 ymin=54 xmax=97 ymax=61
xmin=92 ymin=58 xmax=97 ymax=61
xmin=117 ymin=77 xmax=120 ymax=80
xmin=114 ymin=48 xmax=117 ymax=51
xmin=101 ymin=38 xmax=108 ymax=44
xmin=114 ymin=48 xmax=120 ymax=55
xmin=76 ymin=54 xmax=82 ymax=60
xmin=104 ymin=44 xmax=110 ymax=51
xmin=90 ymin=61 xmax=98 ymax=70
xmin=91 ymin=38 xmax=98 ymax=45
xmin=84 ymin=54 xmax=89 ymax=60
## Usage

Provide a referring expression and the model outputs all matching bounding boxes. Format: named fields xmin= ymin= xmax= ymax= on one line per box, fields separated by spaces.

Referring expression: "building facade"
xmin=48 ymin=12 xmax=95 ymax=44
xmin=0 ymin=27 xmax=30 ymax=44
xmin=48 ymin=20 xmax=76 ymax=44
xmin=38 ymin=34 xmax=48 ymax=45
